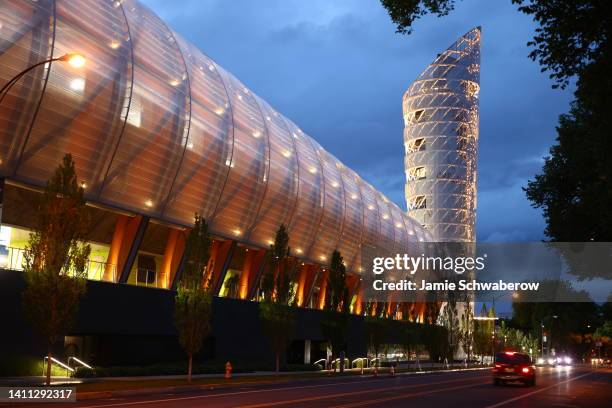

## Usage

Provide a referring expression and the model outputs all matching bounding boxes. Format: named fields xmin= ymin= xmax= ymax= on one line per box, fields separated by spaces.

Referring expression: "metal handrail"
xmin=43 ymin=356 xmax=74 ymax=378
xmin=0 ymin=245 xmax=118 ymax=282
xmin=135 ymin=267 xmax=157 ymax=287
xmin=67 ymin=356 xmax=92 ymax=370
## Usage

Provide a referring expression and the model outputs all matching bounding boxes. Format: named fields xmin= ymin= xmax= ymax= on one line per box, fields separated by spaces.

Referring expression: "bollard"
xmin=360 ymin=365 xmax=364 ymax=375
xmin=374 ymin=365 xmax=378 ymax=377
xmin=390 ymin=365 xmax=395 ymax=376
xmin=225 ymin=361 xmax=232 ymax=379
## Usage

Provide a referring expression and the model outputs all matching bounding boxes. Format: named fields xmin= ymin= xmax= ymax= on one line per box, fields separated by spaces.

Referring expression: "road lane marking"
xmin=329 ymin=380 xmax=489 ymax=408
xmin=235 ymin=376 xmax=487 ymax=408
xmin=77 ymin=372 xmax=487 ymax=408
xmin=483 ymin=370 xmax=595 ymax=408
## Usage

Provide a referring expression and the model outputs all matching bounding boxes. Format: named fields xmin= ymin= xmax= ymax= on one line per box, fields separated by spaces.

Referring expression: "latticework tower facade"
xmin=403 ymin=27 xmax=480 ymax=242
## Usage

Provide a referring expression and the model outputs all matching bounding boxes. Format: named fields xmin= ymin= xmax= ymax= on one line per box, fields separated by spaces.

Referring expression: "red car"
xmin=493 ymin=352 xmax=536 ymax=386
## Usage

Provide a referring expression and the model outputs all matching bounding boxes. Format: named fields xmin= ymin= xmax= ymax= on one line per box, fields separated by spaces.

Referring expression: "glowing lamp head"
xmin=61 ymin=53 xmax=86 ymax=68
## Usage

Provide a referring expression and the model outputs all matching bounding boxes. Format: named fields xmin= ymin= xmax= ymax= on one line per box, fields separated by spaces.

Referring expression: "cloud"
xmin=141 ymin=0 xmax=574 ymax=243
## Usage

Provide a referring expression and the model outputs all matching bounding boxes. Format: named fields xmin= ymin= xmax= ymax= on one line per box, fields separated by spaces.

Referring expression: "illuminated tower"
xmin=403 ymin=27 xmax=480 ymax=242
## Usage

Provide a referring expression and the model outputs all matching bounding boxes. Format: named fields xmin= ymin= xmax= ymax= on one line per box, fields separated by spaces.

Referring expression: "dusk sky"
xmin=141 ymin=0 xmax=575 ymax=243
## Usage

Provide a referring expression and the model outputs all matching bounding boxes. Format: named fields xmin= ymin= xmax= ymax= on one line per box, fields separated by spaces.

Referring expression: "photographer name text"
xmin=372 ymin=279 xmax=540 ymax=292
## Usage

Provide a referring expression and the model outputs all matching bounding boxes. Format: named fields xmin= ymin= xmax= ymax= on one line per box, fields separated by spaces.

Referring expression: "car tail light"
xmin=522 ymin=367 xmax=530 ymax=374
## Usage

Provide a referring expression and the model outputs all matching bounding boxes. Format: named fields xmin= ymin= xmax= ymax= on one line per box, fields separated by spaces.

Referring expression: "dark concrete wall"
xmin=0 ymin=270 xmax=369 ymax=369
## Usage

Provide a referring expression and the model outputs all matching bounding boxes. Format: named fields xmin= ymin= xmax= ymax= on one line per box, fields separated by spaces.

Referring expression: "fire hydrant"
xmin=225 ymin=361 xmax=232 ymax=379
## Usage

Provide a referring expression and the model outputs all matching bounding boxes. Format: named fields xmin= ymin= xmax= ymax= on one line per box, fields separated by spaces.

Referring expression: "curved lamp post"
xmin=0 ymin=52 xmax=85 ymax=228
xmin=0 ymin=52 xmax=86 ymax=106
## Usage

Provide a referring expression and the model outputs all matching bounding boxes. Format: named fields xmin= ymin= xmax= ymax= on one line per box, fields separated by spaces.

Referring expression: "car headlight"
xmin=564 ymin=357 xmax=572 ymax=364
xmin=537 ymin=358 xmax=544 ymax=364
xmin=548 ymin=358 xmax=555 ymax=365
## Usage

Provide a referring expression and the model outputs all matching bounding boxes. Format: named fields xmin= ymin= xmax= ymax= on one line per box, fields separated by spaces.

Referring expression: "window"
xmin=408 ymin=166 xmax=426 ymax=181
xmin=438 ymin=166 xmax=456 ymax=179
xmin=137 ymin=255 xmax=156 ymax=285
xmin=413 ymin=110 xmax=424 ymax=122
xmin=408 ymin=138 xmax=425 ymax=153
xmin=410 ymin=195 xmax=426 ymax=210
xmin=495 ymin=352 xmax=531 ymax=365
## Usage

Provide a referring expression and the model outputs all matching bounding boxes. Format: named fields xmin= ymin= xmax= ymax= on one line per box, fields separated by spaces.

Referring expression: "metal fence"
xmin=0 ymin=246 xmax=117 ymax=283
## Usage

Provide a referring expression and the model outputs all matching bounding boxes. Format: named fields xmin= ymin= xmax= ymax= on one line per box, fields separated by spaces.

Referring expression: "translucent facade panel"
xmin=404 ymin=28 xmax=480 ymax=242
xmin=402 ymin=214 xmax=418 ymax=239
xmin=358 ymin=180 xmax=382 ymax=247
xmin=286 ymin=126 xmax=323 ymax=258
xmin=248 ymin=97 xmax=299 ymax=246
xmin=100 ymin=0 xmax=189 ymax=216
xmin=210 ymin=67 xmax=267 ymax=239
xmin=337 ymin=167 xmax=363 ymax=269
xmin=15 ymin=0 xmax=130 ymax=191
xmin=309 ymin=143 xmax=344 ymax=262
xmin=0 ymin=0 xmax=434 ymax=274
xmin=0 ymin=0 xmax=54 ymax=175
xmin=377 ymin=195 xmax=396 ymax=252
xmin=162 ymin=36 xmax=232 ymax=224
xmin=390 ymin=204 xmax=408 ymax=250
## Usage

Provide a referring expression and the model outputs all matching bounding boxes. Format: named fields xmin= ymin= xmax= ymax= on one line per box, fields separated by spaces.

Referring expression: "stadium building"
xmin=0 ymin=0 xmax=478 ymax=369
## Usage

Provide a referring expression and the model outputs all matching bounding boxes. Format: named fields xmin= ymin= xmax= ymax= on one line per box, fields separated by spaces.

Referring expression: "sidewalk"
xmin=72 ymin=366 xmax=492 ymax=400
xmin=0 ymin=365 xmax=492 ymax=400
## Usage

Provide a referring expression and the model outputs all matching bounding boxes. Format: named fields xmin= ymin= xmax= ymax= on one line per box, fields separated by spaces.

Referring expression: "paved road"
xmin=7 ymin=365 xmax=611 ymax=407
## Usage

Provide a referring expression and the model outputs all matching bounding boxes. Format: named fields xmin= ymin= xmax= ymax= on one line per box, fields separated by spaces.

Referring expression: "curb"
xmin=76 ymin=367 xmax=492 ymax=400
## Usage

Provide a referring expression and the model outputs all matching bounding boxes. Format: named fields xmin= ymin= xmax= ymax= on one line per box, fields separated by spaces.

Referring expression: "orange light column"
xmin=104 ymin=215 xmax=144 ymax=282
xmin=353 ymin=282 xmax=363 ymax=315
xmin=160 ymin=228 xmax=186 ymax=289
xmin=295 ymin=263 xmax=312 ymax=307
xmin=317 ymin=269 xmax=329 ymax=310
xmin=209 ymin=240 xmax=236 ymax=295
xmin=239 ymin=248 xmax=266 ymax=300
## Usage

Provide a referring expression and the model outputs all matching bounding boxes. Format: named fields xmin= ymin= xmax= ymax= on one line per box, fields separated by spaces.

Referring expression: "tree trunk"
xmin=45 ymin=348 xmax=52 ymax=386
xmin=275 ymin=352 xmax=279 ymax=374
xmin=188 ymin=353 xmax=193 ymax=383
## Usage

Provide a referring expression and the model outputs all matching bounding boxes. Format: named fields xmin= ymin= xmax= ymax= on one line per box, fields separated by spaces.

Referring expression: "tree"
xmin=458 ymin=301 xmax=474 ymax=364
xmin=603 ymin=294 xmax=612 ymax=321
xmin=399 ymin=321 xmax=421 ymax=367
xmin=593 ymin=321 xmax=611 ymax=359
xmin=259 ymin=225 xmax=296 ymax=373
xmin=326 ymin=250 xmax=348 ymax=312
xmin=422 ymin=323 xmax=449 ymax=366
xmin=380 ymin=0 xmax=455 ymax=35
xmin=260 ymin=224 xmax=294 ymax=304
xmin=22 ymin=153 xmax=91 ymax=386
xmin=320 ymin=310 xmax=350 ymax=372
xmin=380 ymin=1 xmax=612 ymax=244
xmin=440 ymin=297 xmax=460 ymax=364
xmin=320 ymin=250 xmax=350 ymax=372
xmin=473 ymin=304 xmax=493 ymax=363
xmin=259 ymin=301 xmax=295 ymax=373
xmin=173 ymin=214 xmax=213 ymax=382
xmin=363 ymin=317 xmax=389 ymax=366
xmin=511 ymin=281 xmax=599 ymax=356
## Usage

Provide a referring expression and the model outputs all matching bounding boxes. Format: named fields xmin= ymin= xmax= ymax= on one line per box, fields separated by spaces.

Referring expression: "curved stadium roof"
xmin=0 ymin=0 xmax=432 ymax=271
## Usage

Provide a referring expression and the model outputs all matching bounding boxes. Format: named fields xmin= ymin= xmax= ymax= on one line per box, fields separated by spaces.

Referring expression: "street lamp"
xmin=0 ymin=52 xmax=86 ymax=105
xmin=540 ymin=315 xmax=558 ymax=359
